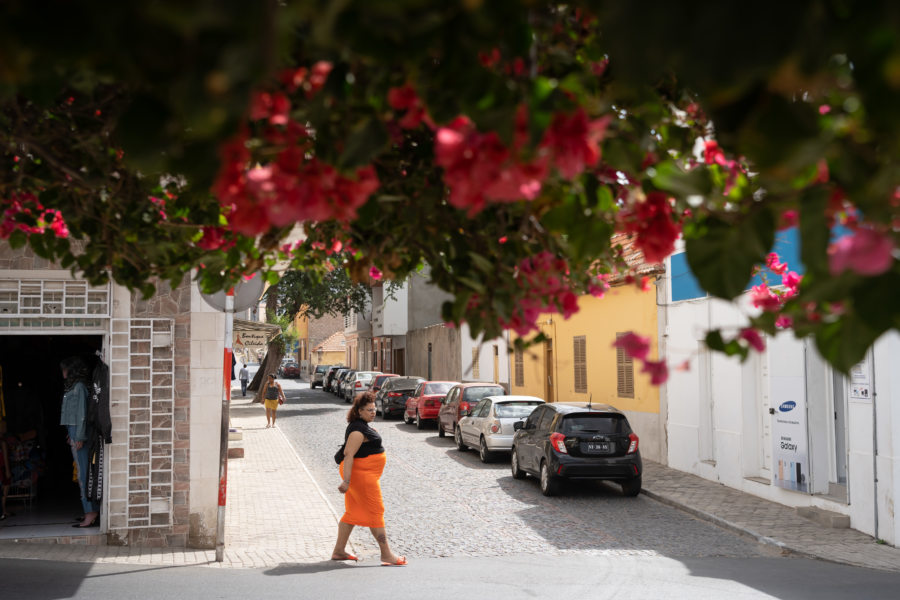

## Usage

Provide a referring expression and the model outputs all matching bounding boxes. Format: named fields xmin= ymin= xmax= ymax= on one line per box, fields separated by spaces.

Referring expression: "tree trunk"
xmin=251 ymin=283 xmax=283 ymax=404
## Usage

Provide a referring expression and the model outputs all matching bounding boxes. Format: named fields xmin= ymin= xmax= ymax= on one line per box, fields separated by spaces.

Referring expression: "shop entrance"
xmin=0 ymin=334 xmax=103 ymax=538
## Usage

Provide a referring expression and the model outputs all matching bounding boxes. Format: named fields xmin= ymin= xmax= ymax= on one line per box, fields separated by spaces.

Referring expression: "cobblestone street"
xmin=277 ymin=384 xmax=767 ymax=561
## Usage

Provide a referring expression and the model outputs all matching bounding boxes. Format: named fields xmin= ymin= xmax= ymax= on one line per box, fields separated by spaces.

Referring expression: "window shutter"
xmin=472 ymin=347 xmax=480 ymax=379
xmin=573 ymin=336 xmax=587 ymax=394
xmin=514 ymin=348 xmax=524 ymax=387
xmin=616 ymin=332 xmax=635 ymax=398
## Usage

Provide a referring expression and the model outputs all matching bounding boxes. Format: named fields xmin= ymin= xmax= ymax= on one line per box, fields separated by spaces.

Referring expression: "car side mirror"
xmin=513 ymin=421 xmax=524 ymax=431
xmin=459 ymin=409 xmax=468 ymax=417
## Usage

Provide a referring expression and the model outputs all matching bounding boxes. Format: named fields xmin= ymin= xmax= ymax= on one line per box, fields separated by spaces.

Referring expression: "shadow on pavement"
xmin=263 ymin=560 xmax=376 ymax=576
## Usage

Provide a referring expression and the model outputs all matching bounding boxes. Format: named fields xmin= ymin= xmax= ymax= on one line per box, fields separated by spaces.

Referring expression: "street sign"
xmin=200 ymin=272 xmax=265 ymax=313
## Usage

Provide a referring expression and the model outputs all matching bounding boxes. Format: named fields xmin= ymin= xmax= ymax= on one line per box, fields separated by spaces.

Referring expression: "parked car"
xmin=338 ymin=369 xmax=356 ymax=399
xmin=370 ymin=373 xmax=398 ymax=395
xmin=331 ymin=368 xmax=349 ymax=395
xmin=376 ymin=376 xmax=424 ymax=419
xmin=280 ymin=362 xmax=301 ymax=378
xmin=455 ymin=395 xmax=544 ymax=462
xmin=403 ymin=381 xmax=458 ymax=429
xmin=343 ymin=370 xmax=381 ymax=402
xmin=510 ymin=403 xmax=642 ymax=497
xmin=311 ymin=364 xmax=331 ymax=389
xmin=324 ymin=366 xmax=343 ymax=392
xmin=437 ymin=382 xmax=506 ymax=439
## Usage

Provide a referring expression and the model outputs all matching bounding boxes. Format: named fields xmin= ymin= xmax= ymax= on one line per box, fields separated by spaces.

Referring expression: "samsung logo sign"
xmin=779 ymin=401 xmax=797 ymax=413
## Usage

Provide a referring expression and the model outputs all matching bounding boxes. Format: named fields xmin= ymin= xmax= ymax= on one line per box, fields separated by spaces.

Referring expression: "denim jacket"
xmin=60 ymin=381 xmax=89 ymax=441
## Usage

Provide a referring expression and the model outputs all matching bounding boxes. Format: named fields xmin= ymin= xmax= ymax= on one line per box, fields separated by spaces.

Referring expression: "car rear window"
xmin=315 ymin=366 xmax=328 ymax=373
xmin=425 ymin=383 xmax=453 ymax=395
xmin=386 ymin=378 xmax=422 ymax=390
xmin=463 ymin=386 xmax=504 ymax=402
xmin=561 ymin=414 xmax=628 ymax=434
xmin=494 ymin=401 xmax=542 ymax=418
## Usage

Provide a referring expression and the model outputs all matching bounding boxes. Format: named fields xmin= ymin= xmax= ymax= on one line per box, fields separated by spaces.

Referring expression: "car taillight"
xmin=388 ymin=392 xmax=401 ymax=397
xmin=490 ymin=421 xmax=501 ymax=433
xmin=355 ymin=381 xmax=362 ymax=388
xmin=627 ymin=432 xmax=639 ymax=454
xmin=549 ymin=432 xmax=568 ymax=454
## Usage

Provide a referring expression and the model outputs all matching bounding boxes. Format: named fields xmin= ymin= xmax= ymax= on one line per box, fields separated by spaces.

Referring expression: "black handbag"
xmin=334 ymin=444 xmax=346 ymax=464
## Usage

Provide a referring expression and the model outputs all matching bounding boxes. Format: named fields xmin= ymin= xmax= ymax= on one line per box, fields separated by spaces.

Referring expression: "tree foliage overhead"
xmin=2 ymin=1 xmax=898 ymax=374
xmin=273 ymin=264 xmax=371 ymax=321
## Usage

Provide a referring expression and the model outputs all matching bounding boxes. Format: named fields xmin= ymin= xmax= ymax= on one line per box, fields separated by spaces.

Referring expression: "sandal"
xmin=330 ymin=553 xmax=359 ymax=562
xmin=381 ymin=555 xmax=407 ymax=566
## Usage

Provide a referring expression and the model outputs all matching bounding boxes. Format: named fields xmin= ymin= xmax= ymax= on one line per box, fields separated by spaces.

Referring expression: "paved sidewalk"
xmin=0 ymin=390 xmax=346 ymax=569
xmin=641 ymin=461 xmax=900 ymax=573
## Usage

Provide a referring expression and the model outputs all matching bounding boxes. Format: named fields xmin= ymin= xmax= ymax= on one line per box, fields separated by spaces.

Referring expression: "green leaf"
xmin=685 ymin=208 xmax=776 ymax=299
xmin=814 ymin=313 xmax=882 ymax=374
xmin=798 ymin=186 xmax=830 ymax=275
xmin=651 ymin=161 xmax=712 ymax=197
xmin=338 ymin=117 xmax=388 ymax=169
xmin=467 ymin=251 xmax=494 ymax=274
xmin=8 ymin=229 xmax=27 ymax=250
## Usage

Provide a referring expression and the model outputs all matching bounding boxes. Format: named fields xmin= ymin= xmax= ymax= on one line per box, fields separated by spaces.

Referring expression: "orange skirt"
xmin=339 ymin=452 xmax=387 ymax=528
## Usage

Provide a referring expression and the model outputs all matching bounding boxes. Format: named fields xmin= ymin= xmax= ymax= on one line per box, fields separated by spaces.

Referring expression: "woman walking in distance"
xmin=263 ymin=373 xmax=285 ymax=428
xmin=60 ymin=356 xmax=100 ymax=528
xmin=332 ymin=392 xmax=406 ymax=566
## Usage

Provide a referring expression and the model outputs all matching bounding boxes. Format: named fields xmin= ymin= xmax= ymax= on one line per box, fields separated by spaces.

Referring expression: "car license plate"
xmin=585 ymin=442 xmax=610 ymax=453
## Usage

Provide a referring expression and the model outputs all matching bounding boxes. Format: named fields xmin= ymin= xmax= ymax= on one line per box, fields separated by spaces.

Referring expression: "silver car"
xmin=343 ymin=370 xmax=381 ymax=402
xmin=455 ymin=395 xmax=545 ymax=463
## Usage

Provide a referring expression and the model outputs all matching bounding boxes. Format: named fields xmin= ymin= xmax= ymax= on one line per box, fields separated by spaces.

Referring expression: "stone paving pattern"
xmin=1 ymin=384 xmax=897 ymax=573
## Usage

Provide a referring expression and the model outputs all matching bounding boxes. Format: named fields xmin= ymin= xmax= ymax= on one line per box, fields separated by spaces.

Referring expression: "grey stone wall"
xmin=406 ymin=323 xmax=461 ymax=381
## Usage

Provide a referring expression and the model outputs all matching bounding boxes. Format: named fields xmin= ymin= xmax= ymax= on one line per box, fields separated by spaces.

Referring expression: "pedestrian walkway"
xmin=641 ymin=461 xmax=900 ymax=572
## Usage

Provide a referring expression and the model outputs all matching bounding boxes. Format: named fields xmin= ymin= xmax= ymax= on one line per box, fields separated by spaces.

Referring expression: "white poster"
xmin=769 ymin=336 xmax=809 ymax=493
xmin=849 ymin=355 xmax=871 ymax=402
xmin=772 ymin=397 xmax=809 ymax=492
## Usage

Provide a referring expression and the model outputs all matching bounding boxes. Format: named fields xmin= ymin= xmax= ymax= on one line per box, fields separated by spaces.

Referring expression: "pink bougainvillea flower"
xmin=828 ymin=227 xmax=895 ymax=276
xmin=739 ymin=328 xmax=766 ymax=352
xmin=540 ymin=109 xmax=611 ymax=178
xmin=331 ymin=239 xmax=343 ymax=253
xmin=782 ymin=271 xmax=802 ymax=295
xmin=387 ymin=84 xmax=434 ymax=130
xmin=498 ymin=236 xmax=508 ymax=244
xmin=196 ymin=226 xmax=228 ymax=250
xmin=818 ymin=105 xmax=831 ymax=115
xmin=619 ymin=192 xmax=681 ymax=263
xmin=765 ymin=252 xmax=788 ymax=275
xmin=750 ymin=284 xmax=782 ymax=312
xmin=249 ymin=91 xmax=290 ymax=126
xmin=703 ymin=140 xmax=726 ymax=166
xmin=775 ymin=315 xmax=794 ymax=329
xmin=641 ymin=359 xmax=669 ymax=385
xmin=369 ymin=266 xmax=383 ymax=280
xmin=612 ymin=332 xmax=651 ymax=361
xmin=778 ymin=209 xmax=799 ymax=230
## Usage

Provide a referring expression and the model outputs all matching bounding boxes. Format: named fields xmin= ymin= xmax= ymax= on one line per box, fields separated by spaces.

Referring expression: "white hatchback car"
xmin=455 ymin=395 xmax=545 ymax=463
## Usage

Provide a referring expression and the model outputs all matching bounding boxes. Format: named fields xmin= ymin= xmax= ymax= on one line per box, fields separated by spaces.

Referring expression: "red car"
xmin=437 ymin=382 xmax=506 ymax=438
xmin=404 ymin=380 xmax=458 ymax=430
xmin=280 ymin=362 xmax=300 ymax=378
xmin=371 ymin=373 xmax=399 ymax=394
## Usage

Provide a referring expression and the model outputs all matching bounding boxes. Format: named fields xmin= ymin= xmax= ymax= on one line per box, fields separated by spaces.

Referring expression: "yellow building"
xmin=510 ymin=244 xmax=665 ymax=461
xmin=312 ymin=330 xmax=347 ymax=368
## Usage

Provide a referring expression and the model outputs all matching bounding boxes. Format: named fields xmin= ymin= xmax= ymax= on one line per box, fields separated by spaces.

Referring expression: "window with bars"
xmin=472 ymin=347 xmax=480 ymax=379
xmin=514 ymin=347 xmax=524 ymax=387
xmin=573 ymin=336 xmax=587 ymax=393
xmin=616 ymin=332 xmax=635 ymax=398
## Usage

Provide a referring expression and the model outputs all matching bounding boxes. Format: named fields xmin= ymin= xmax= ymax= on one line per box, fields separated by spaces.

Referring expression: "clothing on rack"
xmin=86 ymin=360 xmax=111 ymax=502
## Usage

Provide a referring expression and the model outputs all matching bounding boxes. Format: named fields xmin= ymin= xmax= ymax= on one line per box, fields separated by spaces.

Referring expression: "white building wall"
xmin=663 ymin=272 xmax=899 ymax=544
xmin=382 ymin=282 xmax=408 ymax=335
xmin=458 ymin=323 xmax=510 ymax=386
xmin=189 ymin=283 xmax=225 ymax=537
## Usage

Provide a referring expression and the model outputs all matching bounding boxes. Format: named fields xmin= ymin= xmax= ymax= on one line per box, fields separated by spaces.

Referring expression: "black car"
xmin=331 ymin=368 xmax=349 ymax=395
xmin=376 ymin=376 xmax=424 ymax=419
xmin=511 ymin=403 xmax=642 ymax=497
xmin=324 ymin=365 xmax=343 ymax=392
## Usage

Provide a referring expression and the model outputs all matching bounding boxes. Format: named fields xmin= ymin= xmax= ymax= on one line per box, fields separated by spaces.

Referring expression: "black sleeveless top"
xmin=344 ymin=419 xmax=384 ymax=459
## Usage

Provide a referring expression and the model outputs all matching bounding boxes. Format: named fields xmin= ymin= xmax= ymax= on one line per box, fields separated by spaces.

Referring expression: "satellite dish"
xmin=200 ymin=272 xmax=266 ymax=313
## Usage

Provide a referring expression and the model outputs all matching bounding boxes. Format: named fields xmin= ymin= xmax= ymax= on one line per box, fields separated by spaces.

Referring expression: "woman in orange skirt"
xmin=332 ymin=392 xmax=406 ymax=566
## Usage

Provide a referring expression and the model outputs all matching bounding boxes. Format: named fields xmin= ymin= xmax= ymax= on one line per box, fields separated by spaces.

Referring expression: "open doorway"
xmin=0 ymin=334 xmax=103 ymax=538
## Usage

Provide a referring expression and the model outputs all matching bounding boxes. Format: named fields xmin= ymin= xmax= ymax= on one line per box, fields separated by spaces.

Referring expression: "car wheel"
xmin=404 ymin=411 xmax=413 ymax=425
xmin=437 ymin=420 xmax=445 ymax=438
xmin=455 ymin=426 xmax=467 ymax=451
xmin=479 ymin=437 xmax=494 ymax=463
xmin=511 ymin=448 xmax=526 ymax=480
xmin=415 ymin=411 xmax=425 ymax=430
xmin=540 ymin=460 xmax=561 ymax=497
xmin=621 ymin=476 xmax=642 ymax=497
